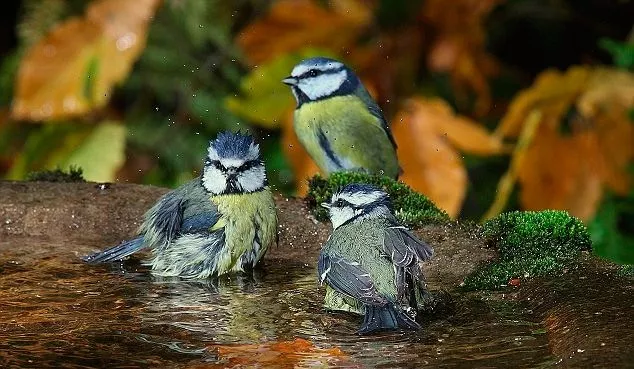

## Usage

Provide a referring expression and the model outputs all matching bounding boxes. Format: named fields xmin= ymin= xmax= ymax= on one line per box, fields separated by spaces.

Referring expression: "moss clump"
xmin=306 ymin=171 xmax=449 ymax=226
xmin=463 ymin=210 xmax=592 ymax=290
xmin=26 ymin=166 xmax=85 ymax=183
xmin=616 ymin=264 xmax=634 ymax=278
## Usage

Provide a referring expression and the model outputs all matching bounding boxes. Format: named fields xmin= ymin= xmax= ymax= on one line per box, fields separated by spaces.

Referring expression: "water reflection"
xmin=0 ymin=247 xmax=555 ymax=368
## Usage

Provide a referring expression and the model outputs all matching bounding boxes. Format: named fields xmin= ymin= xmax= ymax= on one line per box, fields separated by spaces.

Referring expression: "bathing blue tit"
xmin=318 ymin=184 xmax=433 ymax=335
xmin=282 ymin=57 xmax=400 ymax=178
xmin=83 ymin=131 xmax=278 ymax=279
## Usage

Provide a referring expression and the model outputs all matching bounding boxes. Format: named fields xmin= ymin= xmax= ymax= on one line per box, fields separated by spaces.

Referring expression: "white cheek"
xmin=237 ymin=166 xmax=265 ymax=192
xmin=298 ymin=71 xmax=347 ymax=100
xmin=330 ymin=207 xmax=355 ymax=229
xmin=202 ymin=167 xmax=226 ymax=195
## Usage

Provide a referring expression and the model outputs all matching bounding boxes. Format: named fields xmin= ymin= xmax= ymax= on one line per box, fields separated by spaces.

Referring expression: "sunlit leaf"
xmin=226 ymin=48 xmax=334 ymax=129
xmin=392 ymin=97 xmax=502 ymax=217
xmin=202 ymin=338 xmax=350 ymax=369
xmin=492 ymin=66 xmax=634 ymax=219
xmin=60 ymin=121 xmax=126 ymax=182
xmin=236 ymin=0 xmax=373 ymax=65
xmin=11 ymin=0 xmax=161 ymax=121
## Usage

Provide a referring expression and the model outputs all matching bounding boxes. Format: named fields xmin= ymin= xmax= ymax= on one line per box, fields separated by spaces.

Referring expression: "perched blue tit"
xmin=282 ymin=57 xmax=400 ymax=178
xmin=83 ymin=131 xmax=278 ymax=279
xmin=318 ymin=184 xmax=433 ymax=334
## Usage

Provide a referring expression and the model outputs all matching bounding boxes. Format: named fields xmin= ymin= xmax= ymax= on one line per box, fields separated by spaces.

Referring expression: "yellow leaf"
xmin=61 ymin=121 xmax=126 ymax=182
xmin=226 ymin=48 xmax=334 ymax=129
xmin=236 ymin=0 xmax=373 ymax=65
xmin=495 ymin=67 xmax=591 ymax=138
xmin=493 ymin=65 xmax=634 ymax=219
xmin=11 ymin=0 xmax=161 ymax=121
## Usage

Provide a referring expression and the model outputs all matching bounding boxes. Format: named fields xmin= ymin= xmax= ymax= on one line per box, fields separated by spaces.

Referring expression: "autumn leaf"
xmin=392 ymin=97 xmax=504 ymax=217
xmin=422 ymin=0 xmax=501 ymax=116
xmin=200 ymin=338 xmax=352 ymax=369
xmin=490 ymin=66 xmax=634 ymax=220
xmin=236 ymin=0 xmax=373 ymax=66
xmin=11 ymin=0 xmax=161 ymax=121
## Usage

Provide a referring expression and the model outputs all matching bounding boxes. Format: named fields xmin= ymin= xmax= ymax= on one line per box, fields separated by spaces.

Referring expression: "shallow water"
xmin=0 ymin=244 xmax=556 ymax=369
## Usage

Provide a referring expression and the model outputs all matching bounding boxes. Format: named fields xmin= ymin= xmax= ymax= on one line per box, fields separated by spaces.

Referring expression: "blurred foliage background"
xmin=0 ymin=0 xmax=632 ymax=264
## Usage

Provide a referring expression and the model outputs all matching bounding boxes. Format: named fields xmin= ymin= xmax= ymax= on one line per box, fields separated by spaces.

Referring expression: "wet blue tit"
xmin=318 ymin=184 xmax=433 ymax=334
xmin=282 ymin=57 xmax=400 ymax=178
xmin=83 ymin=131 xmax=278 ymax=279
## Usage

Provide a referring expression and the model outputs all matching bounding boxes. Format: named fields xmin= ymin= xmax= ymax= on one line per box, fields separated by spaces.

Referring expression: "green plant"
xmin=463 ymin=210 xmax=591 ymax=290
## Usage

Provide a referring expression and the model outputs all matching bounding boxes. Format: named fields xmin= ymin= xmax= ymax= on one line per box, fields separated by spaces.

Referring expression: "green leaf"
xmin=225 ymin=48 xmax=335 ymax=129
xmin=60 ymin=122 xmax=126 ymax=182
xmin=599 ymin=38 xmax=634 ymax=70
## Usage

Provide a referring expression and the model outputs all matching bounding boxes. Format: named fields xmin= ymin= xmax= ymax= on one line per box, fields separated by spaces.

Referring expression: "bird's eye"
xmin=335 ymin=199 xmax=346 ymax=207
xmin=210 ymin=160 xmax=223 ymax=169
xmin=307 ymin=69 xmax=321 ymax=77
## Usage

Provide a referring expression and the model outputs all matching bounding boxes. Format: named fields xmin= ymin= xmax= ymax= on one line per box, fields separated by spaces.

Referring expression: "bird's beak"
xmin=321 ymin=203 xmax=331 ymax=209
xmin=282 ymin=76 xmax=297 ymax=86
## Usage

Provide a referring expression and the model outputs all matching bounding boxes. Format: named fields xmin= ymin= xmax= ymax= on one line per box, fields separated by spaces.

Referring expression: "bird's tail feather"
xmin=82 ymin=237 xmax=145 ymax=264
xmin=358 ymin=303 xmax=420 ymax=335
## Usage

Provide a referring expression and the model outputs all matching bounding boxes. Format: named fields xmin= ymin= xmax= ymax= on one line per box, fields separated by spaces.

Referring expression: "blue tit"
xmin=83 ymin=131 xmax=278 ymax=279
xmin=282 ymin=57 xmax=400 ymax=178
xmin=317 ymin=183 xmax=433 ymax=334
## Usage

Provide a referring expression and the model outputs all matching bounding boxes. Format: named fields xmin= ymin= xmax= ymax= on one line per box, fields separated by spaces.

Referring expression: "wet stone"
xmin=0 ymin=181 xmax=632 ymax=368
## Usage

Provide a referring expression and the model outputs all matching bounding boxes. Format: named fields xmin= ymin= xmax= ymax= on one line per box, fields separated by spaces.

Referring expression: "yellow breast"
xmin=210 ymin=189 xmax=278 ymax=272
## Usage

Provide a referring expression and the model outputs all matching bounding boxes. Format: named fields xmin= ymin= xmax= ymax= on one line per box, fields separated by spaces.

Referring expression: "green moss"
xmin=26 ymin=166 xmax=85 ymax=183
xmin=616 ymin=264 xmax=634 ymax=278
xmin=463 ymin=210 xmax=592 ymax=290
xmin=306 ymin=172 xmax=449 ymax=226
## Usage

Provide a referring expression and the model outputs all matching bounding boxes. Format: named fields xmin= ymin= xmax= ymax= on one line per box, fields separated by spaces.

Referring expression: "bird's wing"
xmin=318 ymin=252 xmax=388 ymax=306
xmin=181 ymin=211 xmax=222 ymax=234
xmin=383 ymin=226 xmax=434 ymax=266
xmin=144 ymin=189 xmax=186 ymax=243
xmin=357 ymin=86 xmax=397 ymax=149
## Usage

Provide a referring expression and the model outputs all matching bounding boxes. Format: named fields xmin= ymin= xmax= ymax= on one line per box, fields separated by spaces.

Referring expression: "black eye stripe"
xmin=298 ymin=66 xmax=345 ymax=79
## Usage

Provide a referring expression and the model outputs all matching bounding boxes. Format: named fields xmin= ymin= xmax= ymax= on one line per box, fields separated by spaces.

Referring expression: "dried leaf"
xmin=423 ymin=0 xmax=501 ymax=116
xmin=392 ymin=98 xmax=471 ymax=217
xmin=237 ymin=0 xmax=373 ymax=65
xmin=518 ymin=126 xmax=604 ymax=221
xmin=11 ymin=0 xmax=161 ymax=121
xmin=494 ymin=66 xmax=634 ymax=219
xmin=201 ymin=338 xmax=350 ymax=369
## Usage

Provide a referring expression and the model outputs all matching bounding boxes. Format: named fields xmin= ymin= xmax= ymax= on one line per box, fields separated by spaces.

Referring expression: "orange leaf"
xmin=517 ymin=125 xmax=604 ymax=221
xmin=423 ymin=0 xmax=502 ymax=116
xmin=236 ymin=0 xmax=373 ymax=66
xmin=201 ymin=338 xmax=351 ymax=369
xmin=415 ymin=98 xmax=506 ymax=155
xmin=392 ymin=97 xmax=504 ymax=217
xmin=11 ymin=0 xmax=160 ymax=121
xmin=392 ymin=98 xmax=466 ymax=217
xmin=281 ymin=109 xmax=320 ymax=196
xmin=495 ymin=66 xmax=634 ymax=215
